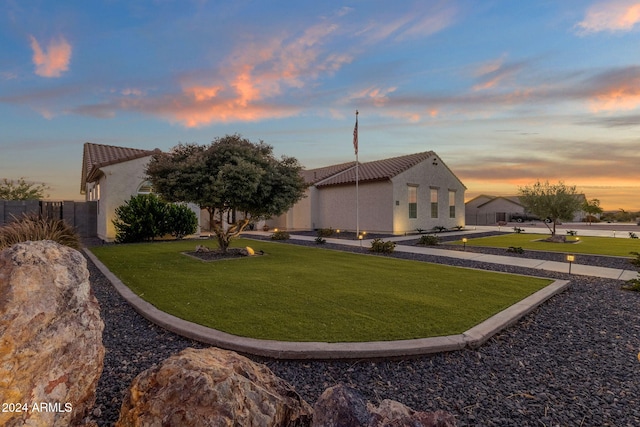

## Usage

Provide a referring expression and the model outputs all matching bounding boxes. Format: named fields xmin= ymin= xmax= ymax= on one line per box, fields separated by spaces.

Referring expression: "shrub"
xmin=416 ymin=228 xmax=425 ymax=234
xmin=454 ymin=225 xmax=464 ymax=231
xmin=629 ymin=232 xmax=638 ymax=239
xmin=315 ymin=236 xmax=326 ymax=244
xmin=432 ymin=226 xmax=447 ymax=233
xmin=113 ymin=194 xmax=169 ymax=243
xmin=513 ymin=227 xmax=525 ymax=234
xmin=566 ymin=230 xmax=578 ymax=236
xmin=622 ymin=279 xmax=640 ymax=292
xmin=316 ymin=228 xmax=335 ymax=237
xmin=271 ymin=230 xmax=290 ymax=240
xmin=165 ymin=204 xmax=198 ymax=239
xmin=507 ymin=246 xmax=524 ymax=254
xmin=370 ymin=238 xmax=396 ymax=253
xmin=629 ymin=251 xmax=640 ymax=269
xmin=0 ymin=213 xmax=80 ymax=250
xmin=417 ymin=235 xmax=440 ymax=246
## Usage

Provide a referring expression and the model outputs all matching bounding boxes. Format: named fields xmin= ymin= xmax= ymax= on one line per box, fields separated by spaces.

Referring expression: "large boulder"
xmin=116 ymin=347 xmax=313 ymax=427
xmin=0 ymin=240 xmax=105 ymax=427
xmin=313 ymin=385 xmax=457 ymax=427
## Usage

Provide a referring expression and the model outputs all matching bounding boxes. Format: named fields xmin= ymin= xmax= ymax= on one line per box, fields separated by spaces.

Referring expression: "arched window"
xmin=137 ymin=180 xmax=154 ymax=194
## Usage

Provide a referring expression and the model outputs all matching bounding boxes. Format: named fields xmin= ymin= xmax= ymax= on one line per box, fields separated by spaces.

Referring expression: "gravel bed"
xmin=85 ymin=242 xmax=640 ymax=426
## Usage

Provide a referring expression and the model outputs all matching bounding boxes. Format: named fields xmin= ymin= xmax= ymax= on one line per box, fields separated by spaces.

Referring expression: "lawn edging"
xmin=84 ymin=248 xmax=570 ymax=359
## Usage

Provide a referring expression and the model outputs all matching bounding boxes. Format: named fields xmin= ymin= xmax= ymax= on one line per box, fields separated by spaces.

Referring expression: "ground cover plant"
xmin=90 ymin=239 xmax=551 ymax=342
xmin=450 ymin=233 xmax=639 ymax=257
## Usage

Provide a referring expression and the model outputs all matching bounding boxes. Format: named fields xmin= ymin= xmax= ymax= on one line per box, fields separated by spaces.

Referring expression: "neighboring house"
xmin=465 ymin=194 xmax=586 ymax=225
xmin=268 ymin=151 xmax=466 ymax=234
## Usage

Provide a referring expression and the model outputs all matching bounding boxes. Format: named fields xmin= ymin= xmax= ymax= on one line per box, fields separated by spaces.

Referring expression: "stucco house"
xmin=465 ymin=194 xmax=586 ymax=225
xmin=268 ymin=151 xmax=466 ymax=234
xmin=82 ymin=143 xmax=466 ymax=240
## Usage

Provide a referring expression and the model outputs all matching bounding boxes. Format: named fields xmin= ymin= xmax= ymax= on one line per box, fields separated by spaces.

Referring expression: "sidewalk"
xmin=245 ymin=230 xmax=638 ymax=281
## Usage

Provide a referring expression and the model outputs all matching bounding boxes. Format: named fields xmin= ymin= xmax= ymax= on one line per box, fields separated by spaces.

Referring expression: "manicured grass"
xmin=451 ymin=233 xmax=639 ymax=257
xmin=91 ymin=239 xmax=552 ymax=342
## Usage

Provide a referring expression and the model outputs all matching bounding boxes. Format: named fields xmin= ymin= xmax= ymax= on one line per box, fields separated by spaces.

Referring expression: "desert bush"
xmin=432 ymin=226 xmax=447 ymax=233
xmin=316 ymin=228 xmax=335 ymax=237
xmin=417 ymin=235 xmax=440 ymax=246
xmin=370 ymin=238 xmax=396 ymax=253
xmin=513 ymin=227 xmax=525 ymax=234
xmin=566 ymin=230 xmax=578 ymax=236
xmin=315 ymin=236 xmax=326 ymax=244
xmin=507 ymin=246 xmax=524 ymax=254
xmin=0 ymin=213 xmax=80 ymax=250
xmin=271 ymin=230 xmax=290 ymax=240
xmin=629 ymin=251 xmax=640 ymax=269
xmin=629 ymin=232 xmax=638 ymax=239
xmin=622 ymin=278 xmax=640 ymax=292
xmin=165 ymin=204 xmax=198 ymax=239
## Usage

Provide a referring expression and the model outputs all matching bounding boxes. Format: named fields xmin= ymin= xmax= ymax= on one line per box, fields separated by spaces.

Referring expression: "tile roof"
xmin=81 ymin=142 xmax=159 ymax=193
xmin=301 ymin=161 xmax=356 ymax=185
xmin=315 ymin=151 xmax=436 ymax=187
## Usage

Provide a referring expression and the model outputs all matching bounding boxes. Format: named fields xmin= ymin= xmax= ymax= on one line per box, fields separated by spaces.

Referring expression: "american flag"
xmin=353 ymin=110 xmax=358 ymax=155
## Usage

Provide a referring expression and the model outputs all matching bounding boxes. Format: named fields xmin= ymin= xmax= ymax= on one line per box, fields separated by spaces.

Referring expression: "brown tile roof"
xmin=301 ymin=161 xmax=355 ymax=185
xmin=81 ymin=142 xmax=159 ymax=193
xmin=315 ymin=151 xmax=436 ymax=187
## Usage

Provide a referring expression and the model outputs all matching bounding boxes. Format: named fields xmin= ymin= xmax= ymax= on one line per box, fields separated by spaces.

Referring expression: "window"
xmin=430 ymin=188 xmax=438 ymax=218
xmin=449 ymin=190 xmax=456 ymax=218
xmin=408 ymin=185 xmax=417 ymax=219
xmin=137 ymin=180 xmax=154 ymax=194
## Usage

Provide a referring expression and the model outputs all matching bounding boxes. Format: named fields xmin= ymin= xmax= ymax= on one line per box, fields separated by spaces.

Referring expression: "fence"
xmin=0 ymin=200 xmax=97 ymax=237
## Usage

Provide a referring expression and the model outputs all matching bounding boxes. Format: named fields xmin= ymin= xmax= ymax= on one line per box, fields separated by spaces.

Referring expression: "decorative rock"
xmin=116 ymin=347 xmax=313 ymax=427
xmin=0 ymin=240 xmax=105 ymax=427
xmin=245 ymin=246 xmax=255 ymax=256
xmin=195 ymin=244 xmax=211 ymax=253
xmin=313 ymin=385 xmax=457 ymax=427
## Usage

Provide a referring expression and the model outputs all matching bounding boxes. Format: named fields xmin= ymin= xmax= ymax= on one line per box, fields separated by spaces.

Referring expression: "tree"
xmin=518 ymin=180 xmax=582 ymax=237
xmin=581 ymin=198 xmax=603 ymax=224
xmin=0 ymin=177 xmax=49 ymax=200
xmin=146 ymin=134 xmax=307 ymax=252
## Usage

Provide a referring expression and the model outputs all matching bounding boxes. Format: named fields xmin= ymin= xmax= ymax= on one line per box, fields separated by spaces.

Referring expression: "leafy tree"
xmin=581 ymin=198 xmax=603 ymax=224
xmin=146 ymin=134 xmax=307 ymax=252
xmin=0 ymin=177 xmax=49 ymax=200
xmin=518 ymin=180 xmax=582 ymax=237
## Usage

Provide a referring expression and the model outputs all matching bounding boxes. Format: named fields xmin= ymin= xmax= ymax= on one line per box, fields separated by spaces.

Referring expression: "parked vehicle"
xmin=510 ymin=213 xmax=551 ymax=223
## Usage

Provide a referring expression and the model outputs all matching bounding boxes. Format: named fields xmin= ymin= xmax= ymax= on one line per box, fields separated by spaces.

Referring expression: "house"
xmin=465 ymin=194 xmax=586 ymax=225
xmin=82 ymin=144 xmax=466 ymax=239
xmin=267 ymin=151 xmax=466 ymax=234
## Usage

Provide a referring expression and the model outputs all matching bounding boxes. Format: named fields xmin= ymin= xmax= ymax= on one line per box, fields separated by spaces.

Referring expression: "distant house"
xmin=267 ymin=151 xmax=467 ymax=234
xmin=465 ymin=194 xmax=586 ymax=225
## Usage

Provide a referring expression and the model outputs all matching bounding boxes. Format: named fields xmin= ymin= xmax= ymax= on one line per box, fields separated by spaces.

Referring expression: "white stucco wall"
xmin=391 ymin=157 xmax=466 ymax=233
xmin=315 ymin=181 xmax=394 ymax=232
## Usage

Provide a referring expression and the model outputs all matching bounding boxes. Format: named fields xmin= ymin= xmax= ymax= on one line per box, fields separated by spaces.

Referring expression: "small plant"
xmin=629 ymin=232 xmax=638 ymax=239
xmin=369 ymin=238 xmax=396 ymax=253
xmin=315 ymin=236 xmax=326 ymax=244
xmin=271 ymin=230 xmax=290 ymax=240
xmin=416 ymin=228 xmax=425 ymax=234
xmin=454 ymin=225 xmax=464 ymax=231
xmin=506 ymin=246 xmax=524 ymax=254
xmin=629 ymin=251 xmax=640 ymax=269
xmin=316 ymin=228 xmax=335 ymax=237
xmin=566 ymin=230 xmax=578 ymax=236
xmin=513 ymin=227 xmax=525 ymax=234
xmin=432 ymin=226 xmax=447 ymax=233
xmin=622 ymin=278 xmax=640 ymax=292
xmin=417 ymin=235 xmax=440 ymax=246
xmin=0 ymin=213 xmax=80 ymax=250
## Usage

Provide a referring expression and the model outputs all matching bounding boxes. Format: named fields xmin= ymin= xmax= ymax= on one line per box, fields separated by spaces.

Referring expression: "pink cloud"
xmin=577 ymin=1 xmax=640 ymax=33
xmin=29 ymin=35 xmax=72 ymax=78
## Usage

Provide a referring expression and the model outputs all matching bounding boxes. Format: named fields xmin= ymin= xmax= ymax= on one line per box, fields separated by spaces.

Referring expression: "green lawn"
xmin=451 ymin=233 xmax=639 ymax=257
xmin=91 ymin=239 xmax=552 ymax=342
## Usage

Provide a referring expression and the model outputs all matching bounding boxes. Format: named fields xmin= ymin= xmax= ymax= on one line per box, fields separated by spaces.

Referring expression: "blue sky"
xmin=1 ymin=0 xmax=640 ymax=209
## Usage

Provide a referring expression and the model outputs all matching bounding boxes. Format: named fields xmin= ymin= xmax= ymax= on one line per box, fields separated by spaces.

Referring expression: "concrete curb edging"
xmin=84 ymin=248 xmax=570 ymax=359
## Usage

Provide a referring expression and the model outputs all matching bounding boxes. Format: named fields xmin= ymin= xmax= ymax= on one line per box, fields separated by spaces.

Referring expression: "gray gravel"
xmin=85 ymin=239 xmax=640 ymax=427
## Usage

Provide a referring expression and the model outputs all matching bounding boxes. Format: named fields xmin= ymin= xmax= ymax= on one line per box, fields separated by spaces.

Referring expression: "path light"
xmin=613 ymin=231 xmax=616 ymax=237
xmin=274 ymin=228 xmax=278 ymax=232
xmin=567 ymin=254 xmax=575 ymax=274
xmin=336 ymin=229 xmax=340 ymax=239
xmin=462 ymin=237 xmax=468 ymax=251
xmin=359 ymin=234 xmax=363 ymax=247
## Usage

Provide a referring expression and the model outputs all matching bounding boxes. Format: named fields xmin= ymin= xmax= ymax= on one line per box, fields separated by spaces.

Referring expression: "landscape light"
xmin=462 ymin=237 xmax=468 ymax=251
xmin=358 ymin=234 xmax=363 ymax=247
xmin=567 ymin=254 xmax=575 ymax=274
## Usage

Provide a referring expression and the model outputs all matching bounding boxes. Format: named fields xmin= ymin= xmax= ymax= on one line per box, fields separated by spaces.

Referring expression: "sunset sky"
xmin=1 ymin=0 xmax=639 ymax=210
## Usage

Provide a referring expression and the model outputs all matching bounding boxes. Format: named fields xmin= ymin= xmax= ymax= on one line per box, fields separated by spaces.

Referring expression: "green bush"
xmin=370 ymin=238 xmax=396 ymax=253
xmin=315 ymin=236 xmax=326 ymax=244
xmin=316 ymin=228 xmax=335 ymax=237
xmin=165 ymin=204 xmax=198 ymax=239
xmin=417 ymin=235 xmax=440 ymax=246
xmin=507 ymin=246 xmax=524 ymax=254
xmin=622 ymin=279 xmax=640 ymax=292
xmin=513 ymin=227 xmax=525 ymax=234
xmin=0 ymin=213 xmax=80 ymax=250
xmin=113 ymin=194 xmax=169 ymax=243
xmin=271 ymin=230 xmax=290 ymax=240
xmin=630 ymin=251 xmax=640 ymax=268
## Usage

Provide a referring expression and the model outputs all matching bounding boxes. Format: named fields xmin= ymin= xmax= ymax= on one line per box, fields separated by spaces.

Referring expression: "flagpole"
xmin=354 ymin=110 xmax=359 ymax=238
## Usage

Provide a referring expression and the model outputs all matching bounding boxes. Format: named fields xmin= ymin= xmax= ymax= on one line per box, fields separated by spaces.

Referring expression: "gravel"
xmin=85 ymin=238 xmax=640 ymax=427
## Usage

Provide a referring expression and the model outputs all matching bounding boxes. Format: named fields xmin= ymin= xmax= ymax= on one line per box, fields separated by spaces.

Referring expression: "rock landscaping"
xmin=83 ymin=237 xmax=640 ymax=426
